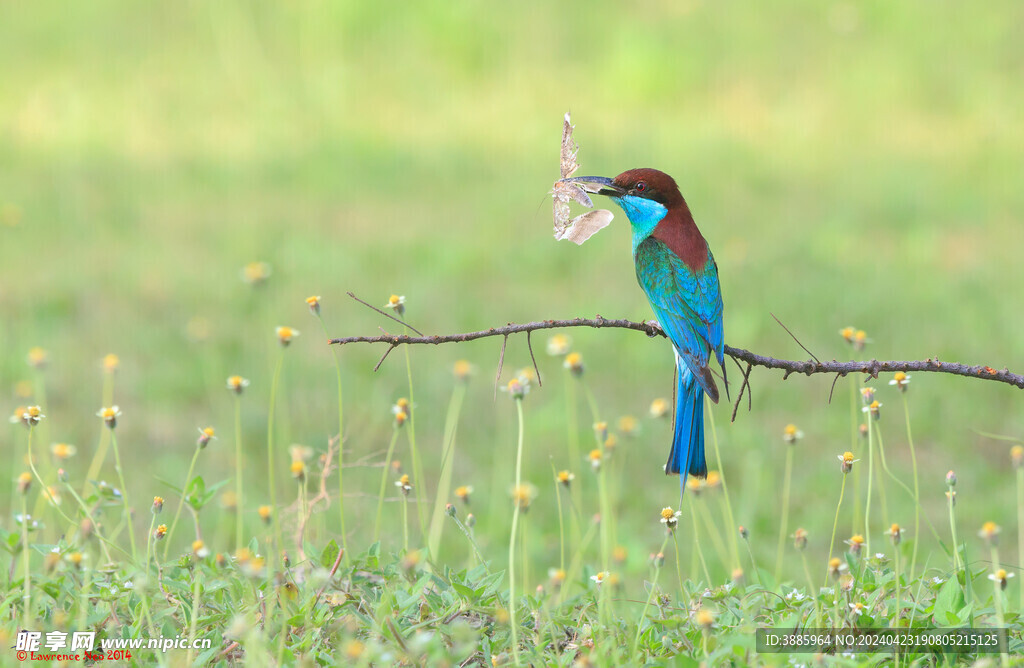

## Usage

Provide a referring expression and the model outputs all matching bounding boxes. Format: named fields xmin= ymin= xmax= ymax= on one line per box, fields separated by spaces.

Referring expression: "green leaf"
xmin=932 ymin=577 xmax=965 ymax=626
xmin=320 ymin=539 xmax=340 ymax=569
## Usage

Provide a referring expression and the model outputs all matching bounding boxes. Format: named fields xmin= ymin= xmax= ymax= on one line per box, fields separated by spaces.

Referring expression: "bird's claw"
xmin=645 ymin=320 xmax=664 ymax=338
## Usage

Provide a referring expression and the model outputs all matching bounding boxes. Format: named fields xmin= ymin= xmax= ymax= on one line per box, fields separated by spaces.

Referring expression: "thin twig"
xmin=373 ymin=344 xmax=397 ymax=372
xmin=827 ymin=372 xmax=844 ymax=404
xmin=527 ymin=330 xmax=542 ymax=387
xmin=731 ymin=362 xmax=753 ymax=423
xmin=347 ymin=291 xmax=423 ymax=336
xmin=771 ymin=312 xmax=820 ymax=364
xmin=494 ymin=334 xmax=508 ymax=400
xmin=329 ymin=317 xmax=1024 ymax=390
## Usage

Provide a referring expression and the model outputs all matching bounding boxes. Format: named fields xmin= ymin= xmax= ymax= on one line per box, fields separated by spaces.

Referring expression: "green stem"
xmin=850 ymin=380 xmax=862 ymax=536
xmin=865 ymin=414 xmax=875 ymax=556
xmin=186 ymin=566 xmax=203 ymax=665
xmin=428 ymin=384 xmax=466 ymax=560
xmin=991 ymin=546 xmax=1009 ymax=668
xmin=317 ymin=313 xmax=349 ymax=563
xmin=402 ymin=496 xmax=409 ymax=553
xmin=374 ymin=428 xmax=402 ymax=545
xmin=690 ymin=499 xmax=712 ymax=586
xmin=775 ymin=446 xmax=794 ymax=583
xmin=234 ymin=394 xmax=244 ymax=555
xmin=110 ymin=430 xmax=138 ymax=563
xmin=403 ymin=331 xmax=428 ymax=537
xmin=165 ymin=447 xmax=201 ymax=561
xmin=800 ymin=550 xmax=822 ymax=626
xmin=1018 ymin=467 xmax=1024 ymax=611
xmin=267 ymin=350 xmax=285 ymax=571
xmin=900 ymin=394 xmax=921 ymax=588
xmin=20 ymin=492 xmax=31 ymax=628
xmin=825 ymin=474 xmax=848 ymax=587
xmin=706 ymin=397 xmax=740 ymax=568
xmin=508 ymin=398 xmax=525 ymax=665
xmin=893 ymin=544 xmax=901 ymax=627
xmin=551 ymin=463 xmax=566 ymax=572
xmin=947 ymin=485 xmax=961 ymax=571
xmin=632 ymin=534 xmax=671 ymax=656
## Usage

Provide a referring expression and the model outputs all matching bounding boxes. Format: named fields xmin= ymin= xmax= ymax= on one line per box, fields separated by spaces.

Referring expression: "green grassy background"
xmin=2 ymin=0 xmax=1023 ymax=590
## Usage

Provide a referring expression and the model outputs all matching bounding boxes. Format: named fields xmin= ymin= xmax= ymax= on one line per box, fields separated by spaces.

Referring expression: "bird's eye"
xmin=635 ymin=181 xmax=647 ymax=193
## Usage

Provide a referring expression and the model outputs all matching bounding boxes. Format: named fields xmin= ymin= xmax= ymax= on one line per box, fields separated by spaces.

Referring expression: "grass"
xmin=2 ymin=1 xmax=1024 ymax=664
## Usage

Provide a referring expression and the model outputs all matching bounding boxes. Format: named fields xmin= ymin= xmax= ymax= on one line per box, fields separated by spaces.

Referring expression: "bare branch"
xmin=329 ymin=316 xmax=1024 ymax=390
xmin=347 ymin=291 xmax=423 ymax=336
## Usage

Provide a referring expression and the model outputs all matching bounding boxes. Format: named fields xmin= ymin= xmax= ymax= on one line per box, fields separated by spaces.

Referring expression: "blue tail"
xmin=666 ymin=367 xmax=707 ymax=489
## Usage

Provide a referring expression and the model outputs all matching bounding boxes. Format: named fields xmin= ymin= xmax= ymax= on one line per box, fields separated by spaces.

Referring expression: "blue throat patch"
xmin=614 ymin=195 xmax=669 ymax=253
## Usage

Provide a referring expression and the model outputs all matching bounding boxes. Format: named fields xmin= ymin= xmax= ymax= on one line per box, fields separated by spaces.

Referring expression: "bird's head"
xmin=565 ymin=168 xmax=683 ymax=228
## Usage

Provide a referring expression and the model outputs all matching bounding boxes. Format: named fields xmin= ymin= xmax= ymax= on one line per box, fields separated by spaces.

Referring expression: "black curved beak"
xmin=562 ymin=176 xmax=625 ymax=197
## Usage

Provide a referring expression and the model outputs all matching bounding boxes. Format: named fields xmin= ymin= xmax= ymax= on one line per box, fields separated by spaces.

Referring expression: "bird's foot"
xmin=645 ymin=320 xmax=665 ymax=338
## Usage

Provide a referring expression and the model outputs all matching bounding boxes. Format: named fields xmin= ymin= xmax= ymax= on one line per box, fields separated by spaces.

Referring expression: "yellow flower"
xmin=227 ymin=375 xmax=250 ymax=394
xmin=588 ymin=448 xmax=602 ymax=471
xmin=345 ymin=641 xmax=364 ymax=661
xmin=27 ymin=347 xmax=48 ymax=369
xmin=152 ymin=496 xmax=164 ymax=513
xmin=305 ymin=295 xmax=321 ymax=316
xmin=828 ymin=557 xmax=848 ymax=578
xmin=276 ymin=326 xmax=299 ymax=346
xmin=556 ymin=470 xmax=575 ymax=487
xmin=862 ymin=399 xmax=882 ymax=420
xmin=853 ymin=329 xmax=868 ymax=350
xmin=617 ymin=415 xmax=639 ymax=437
xmin=979 ymin=521 xmax=1001 ymax=546
xmin=888 ymin=371 xmax=911 ymax=391
xmin=838 ymin=451 xmax=858 ymax=474
xmin=453 ymin=360 xmax=474 ymax=382
xmin=613 ymin=545 xmax=627 ymax=564
xmin=51 ymin=443 xmax=77 ymax=460
xmin=97 ymin=405 xmax=121 ymax=429
xmin=845 ymin=534 xmax=865 ymax=555
xmin=849 ymin=601 xmax=868 ymax=618
xmin=649 ymin=398 xmax=669 ymax=419
xmin=563 ymin=352 xmax=584 ymax=377
xmin=67 ymin=552 xmax=85 ymax=569
xmin=16 ymin=472 xmax=32 ymax=494
xmin=885 ymin=523 xmax=902 ymax=545
xmin=686 ymin=477 xmax=704 ymax=496
xmin=839 ymin=326 xmax=855 ymax=344
xmin=793 ymin=528 xmax=808 ymax=551
xmin=704 ymin=471 xmax=722 ymax=489
xmin=12 ymin=405 xmax=45 ymax=428
xmin=1011 ymin=445 xmax=1023 ymax=469
xmin=546 ymin=334 xmax=571 ymax=356
xmin=197 ymin=427 xmax=216 ymax=448
xmin=988 ymin=568 xmax=1015 ymax=591
xmin=548 ymin=568 xmax=567 ymax=587
xmin=695 ymin=609 xmax=715 ymax=630
xmin=258 ymin=505 xmax=272 ymax=524
xmin=396 ymin=474 xmax=413 ymax=495
xmin=660 ymin=506 xmax=682 ymax=531
xmin=782 ymin=423 xmax=803 ymax=444
xmin=503 ymin=377 xmax=528 ymax=400
xmin=383 ymin=294 xmax=406 ymax=316
xmin=593 ymin=421 xmax=608 ymax=442
xmin=393 ymin=409 xmax=408 ymax=428
xmin=590 ymin=571 xmax=608 ymax=586
xmin=511 ymin=483 xmax=536 ymax=511
xmin=455 ymin=485 xmax=473 ymax=503
xmin=103 ymin=353 xmax=120 ymax=373
xmin=154 ymin=524 xmax=168 ymax=540
xmin=242 ymin=261 xmax=271 ymax=285
xmin=290 ymin=460 xmax=306 ymax=480
xmin=192 ymin=539 xmax=210 ymax=558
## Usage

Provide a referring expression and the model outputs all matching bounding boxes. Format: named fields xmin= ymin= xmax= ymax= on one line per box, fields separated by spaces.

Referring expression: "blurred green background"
xmin=2 ymin=1 xmax=1022 ymax=579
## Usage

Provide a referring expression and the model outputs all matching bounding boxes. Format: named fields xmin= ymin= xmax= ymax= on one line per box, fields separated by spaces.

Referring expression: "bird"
xmin=566 ymin=169 xmax=726 ymax=493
